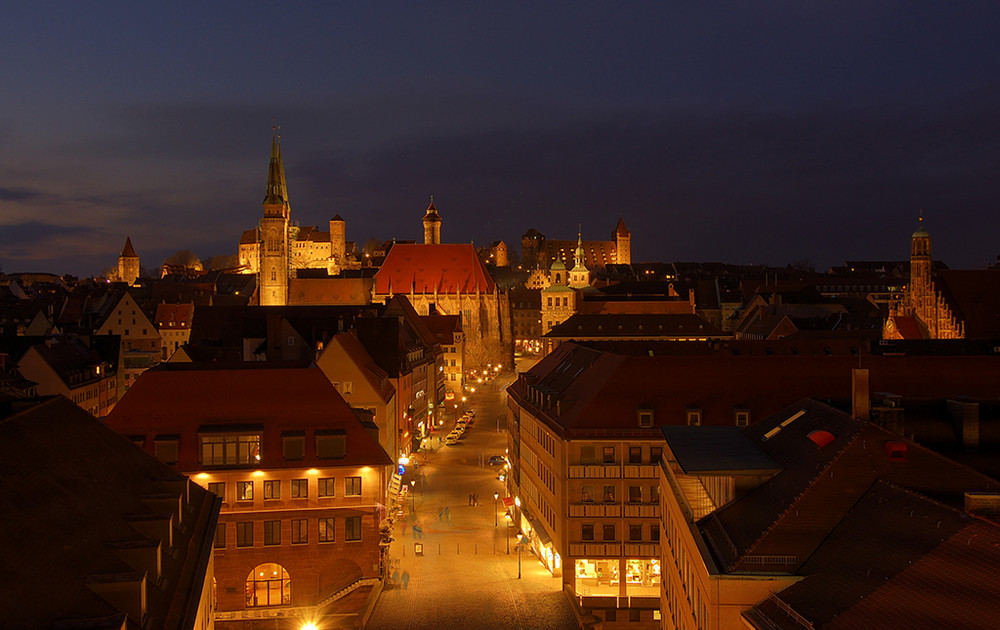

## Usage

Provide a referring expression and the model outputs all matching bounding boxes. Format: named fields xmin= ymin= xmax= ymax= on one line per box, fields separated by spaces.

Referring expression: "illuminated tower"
xmin=330 ymin=214 xmax=346 ymax=267
xmin=423 ymin=196 xmax=441 ymax=245
xmin=569 ymin=230 xmax=590 ymax=288
xmin=614 ymin=217 xmax=631 ymax=265
xmin=117 ymin=237 xmax=140 ymax=285
xmin=259 ymin=134 xmax=290 ymax=306
xmin=909 ymin=214 xmax=933 ymax=325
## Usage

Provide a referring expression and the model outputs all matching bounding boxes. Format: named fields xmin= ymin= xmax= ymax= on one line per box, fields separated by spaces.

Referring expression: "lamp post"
xmin=410 ymin=480 xmax=416 ymax=511
xmin=505 ymin=511 xmax=511 ymax=554
xmin=493 ymin=491 xmax=499 ymax=527
xmin=516 ymin=533 xmax=523 ymax=579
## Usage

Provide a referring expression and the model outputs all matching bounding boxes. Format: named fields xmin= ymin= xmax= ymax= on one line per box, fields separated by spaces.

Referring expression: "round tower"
xmin=423 ymin=196 xmax=441 ymax=245
xmin=330 ymin=214 xmax=346 ymax=264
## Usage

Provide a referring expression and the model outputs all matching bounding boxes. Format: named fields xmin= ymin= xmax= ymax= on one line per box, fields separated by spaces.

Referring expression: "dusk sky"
xmin=2 ymin=2 xmax=999 ymax=277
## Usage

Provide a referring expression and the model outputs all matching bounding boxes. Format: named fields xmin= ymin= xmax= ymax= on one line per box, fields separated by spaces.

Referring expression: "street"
xmin=365 ymin=366 xmax=576 ymax=630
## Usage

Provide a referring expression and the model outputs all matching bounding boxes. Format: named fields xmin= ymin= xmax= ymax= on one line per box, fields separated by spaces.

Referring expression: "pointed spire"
xmin=263 ymin=130 xmax=288 ymax=208
xmin=120 ymin=236 xmax=137 ymax=258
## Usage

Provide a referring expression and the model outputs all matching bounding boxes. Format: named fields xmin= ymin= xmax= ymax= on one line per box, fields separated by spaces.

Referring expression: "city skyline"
xmin=2 ymin=3 xmax=999 ymax=276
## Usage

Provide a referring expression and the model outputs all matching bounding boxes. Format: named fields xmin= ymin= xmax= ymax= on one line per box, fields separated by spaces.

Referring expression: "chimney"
xmin=852 ymin=368 xmax=869 ymax=421
xmin=948 ymin=398 xmax=980 ymax=452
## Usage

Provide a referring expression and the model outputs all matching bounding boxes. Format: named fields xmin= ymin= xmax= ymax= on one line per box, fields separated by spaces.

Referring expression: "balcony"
xmin=623 ymin=464 xmax=658 ymax=479
xmin=568 ymin=502 xmax=622 ymax=518
xmin=567 ymin=464 xmax=622 ymax=479
xmin=568 ymin=542 xmax=623 ymax=557
xmin=623 ymin=503 xmax=660 ymax=518
xmin=623 ymin=543 xmax=661 ymax=557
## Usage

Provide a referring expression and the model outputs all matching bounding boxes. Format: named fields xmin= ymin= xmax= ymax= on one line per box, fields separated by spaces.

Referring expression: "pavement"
xmin=364 ymin=369 xmax=576 ymax=630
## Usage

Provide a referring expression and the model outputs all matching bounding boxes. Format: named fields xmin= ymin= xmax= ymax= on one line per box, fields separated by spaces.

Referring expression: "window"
xmin=602 ymin=524 xmax=616 ymax=541
xmin=629 ymin=524 xmax=643 ymax=542
xmin=686 ymin=408 xmax=702 ymax=426
xmin=628 ymin=446 xmax=642 ymax=464
xmin=237 ymin=481 xmax=254 ymax=501
xmin=345 ymin=516 xmax=362 ymax=541
xmin=606 ymin=609 xmax=617 ymax=622
xmin=245 ymin=563 xmax=290 ymax=607
xmin=316 ymin=432 xmax=347 ymax=459
xmin=282 ymin=434 xmax=305 ymax=460
xmin=345 ymin=476 xmax=361 ymax=496
xmin=236 ymin=522 xmax=253 ymax=547
xmin=650 ymin=484 xmax=659 ymax=503
xmin=602 ymin=485 xmax=616 ymax=503
xmin=200 ymin=433 xmax=261 ymax=466
xmin=264 ymin=520 xmax=281 ymax=546
xmin=735 ymin=409 xmax=751 ymax=427
xmin=208 ymin=482 xmax=225 ymax=502
xmin=638 ymin=409 xmax=654 ymax=428
xmin=154 ymin=438 xmax=179 ymax=464
xmin=291 ymin=519 xmax=308 ymax=544
xmin=602 ymin=446 xmax=615 ymax=464
xmin=341 ymin=381 xmax=353 ymax=395
xmin=581 ymin=484 xmax=595 ymax=503
xmin=214 ymin=522 xmax=226 ymax=548
xmin=547 ymin=297 xmax=552 ymax=307
xmin=287 ymin=335 xmax=295 ymax=347
xmin=319 ymin=517 xmax=335 ymax=542
xmin=630 ymin=609 xmax=641 ymax=622
xmin=582 ymin=523 xmax=595 ymax=541
xmin=318 ymin=478 xmax=335 ymax=497
xmin=628 ymin=485 xmax=642 ymax=503
xmin=580 ymin=445 xmax=595 ymax=464
xmin=291 ymin=479 xmax=308 ymax=498
xmin=264 ymin=480 xmax=280 ymax=500
xmin=650 ymin=446 xmax=663 ymax=463
xmin=651 ymin=523 xmax=660 ymax=542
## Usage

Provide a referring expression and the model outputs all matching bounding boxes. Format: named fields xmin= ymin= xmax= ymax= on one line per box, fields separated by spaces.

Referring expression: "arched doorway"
xmin=246 ymin=563 xmax=290 ymax=607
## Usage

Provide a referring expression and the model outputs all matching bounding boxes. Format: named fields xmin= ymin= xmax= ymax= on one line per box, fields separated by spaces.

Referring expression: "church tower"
xmin=117 ymin=236 xmax=140 ymax=285
xmin=614 ymin=217 xmax=631 ymax=265
xmin=909 ymin=215 xmax=933 ymax=327
xmin=569 ymin=230 xmax=590 ymax=288
xmin=423 ymin=197 xmax=441 ymax=245
xmin=259 ymin=134 xmax=290 ymax=306
xmin=329 ymin=214 xmax=346 ymax=268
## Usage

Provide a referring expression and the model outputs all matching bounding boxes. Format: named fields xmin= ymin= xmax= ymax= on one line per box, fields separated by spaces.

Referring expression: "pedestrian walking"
xmin=401 ymin=521 xmax=408 ymax=536
xmin=473 ymin=492 xmax=478 ymax=506
xmin=437 ymin=506 xmax=443 ymax=520
xmin=412 ymin=524 xmax=422 ymax=539
xmin=468 ymin=492 xmax=473 ymax=506
xmin=401 ymin=570 xmax=411 ymax=590
xmin=444 ymin=506 xmax=451 ymax=521
xmin=392 ymin=569 xmax=400 ymax=587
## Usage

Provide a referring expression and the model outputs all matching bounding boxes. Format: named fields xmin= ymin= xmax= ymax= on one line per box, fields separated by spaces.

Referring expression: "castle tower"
xmin=330 ymin=214 xmax=346 ymax=266
xmin=259 ymin=134 xmax=290 ymax=306
xmin=569 ymin=230 xmax=590 ymax=288
xmin=423 ymin=196 xmax=441 ymax=245
xmin=909 ymin=214 xmax=933 ymax=327
xmin=614 ymin=217 xmax=631 ymax=265
xmin=117 ymin=237 xmax=140 ymax=285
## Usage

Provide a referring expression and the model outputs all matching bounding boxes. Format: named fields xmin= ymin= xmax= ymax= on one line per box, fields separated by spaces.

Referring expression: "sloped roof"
xmin=421 ymin=314 xmax=461 ymax=345
xmin=614 ymin=217 xmax=629 ymax=237
xmin=0 ymin=397 xmax=218 ymax=628
xmin=120 ymin=236 xmax=137 ymax=258
xmin=106 ymin=363 xmax=392 ymax=471
xmin=239 ymin=228 xmax=258 ymax=245
xmin=747 ymin=481 xmax=1000 ymax=629
xmin=374 ymin=243 xmax=495 ymax=295
xmin=546 ymin=313 xmax=726 ymax=339
xmin=154 ymin=303 xmax=193 ymax=329
xmin=331 ymin=332 xmax=396 ymax=404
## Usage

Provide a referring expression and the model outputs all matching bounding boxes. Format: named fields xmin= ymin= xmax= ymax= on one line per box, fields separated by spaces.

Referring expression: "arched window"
xmin=246 ymin=563 xmax=290 ymax=607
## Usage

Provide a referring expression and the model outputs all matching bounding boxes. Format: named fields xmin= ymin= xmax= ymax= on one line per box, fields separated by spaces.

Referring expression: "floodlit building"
xmin=105 ymin=363 xmax=393 ymax=628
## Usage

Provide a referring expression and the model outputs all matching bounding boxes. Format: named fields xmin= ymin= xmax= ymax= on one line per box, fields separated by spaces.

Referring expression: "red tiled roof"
xmin=154 ymin=302 xmax=193 ymax=329
xmin=105 ymin=364 xmax=392 ymax=471
xmin=421 ymin=314 xmax=461 ymax=345
xmin=374 ymin=243 xmax=495 ymax=295
xmin=890 ymin=314 xmax=926 ymax=339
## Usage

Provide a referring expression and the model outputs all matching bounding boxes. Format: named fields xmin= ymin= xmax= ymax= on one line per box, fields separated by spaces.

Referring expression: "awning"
xmin=525 ymin=512 xmax=552 ymax=545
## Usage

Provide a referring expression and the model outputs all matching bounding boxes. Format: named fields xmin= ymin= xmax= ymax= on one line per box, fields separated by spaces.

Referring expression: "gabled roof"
xmin=373 ymin=243 xmax=495 ymax=295
xmin=421 ymin=314 xmax=461 ymax=345
xmin=106 ymin=363 xmax=392 ymax=471
xmin=154 ymin=303 xmax=194 ymax=329
xmin=330 ymin=332 xmax=396 ymax=404
xmin=0 ymin=397 xmax=218 ymax=628
xmin=934 ymin=269 xmax=1000 ymax=338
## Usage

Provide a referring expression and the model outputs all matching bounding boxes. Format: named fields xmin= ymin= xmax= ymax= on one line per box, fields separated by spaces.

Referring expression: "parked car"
xmin=488 ymin=455 xmax=506 ymax=466
xmin=445 ymin=433 xmax=461 ymax=445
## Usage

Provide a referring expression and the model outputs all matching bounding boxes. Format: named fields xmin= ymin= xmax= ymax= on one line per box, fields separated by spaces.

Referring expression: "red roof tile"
xmin=374 ymin=243 xmax=495 ymax=295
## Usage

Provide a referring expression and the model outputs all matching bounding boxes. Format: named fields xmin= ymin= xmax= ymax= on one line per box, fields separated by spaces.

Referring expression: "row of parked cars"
xmin=444 ymin=410 xmax=476 ymax=445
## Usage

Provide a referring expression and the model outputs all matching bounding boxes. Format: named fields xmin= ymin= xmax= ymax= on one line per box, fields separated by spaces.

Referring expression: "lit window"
xmin=264 ymin=480 xmax=280 ymax=500
xmin=199 ymin=433 xmax=261 ymax=466
xmin=345 ymin=476 xmax=361 ymax=496
xmin=245 ymin=563 xmax=290 ymax=607
xmin=319 ymin=517 xmax=335 ymax=542
xmin=291 ymin=479 xmax=308 ymax=498
xmin=237 ymin=481 xmax=254 ymax=501
xmin=318 ymin=478 xmax=335 ymax=497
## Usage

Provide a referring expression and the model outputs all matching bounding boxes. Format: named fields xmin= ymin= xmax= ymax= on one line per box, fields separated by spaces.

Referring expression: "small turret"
xmin=423 ymin=196 xmax=441 ymax=245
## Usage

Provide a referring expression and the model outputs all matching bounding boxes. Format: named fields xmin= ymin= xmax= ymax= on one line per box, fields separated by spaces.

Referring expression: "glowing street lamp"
xmin=505 ymin=510 xmax=512 ymax=554
xmin=516 ymin=533 xmax=523 ymax=579
xmin=410 ymin=480 xmax=416 ymax=511
xmin=493 ymin=491 xmax=500 ymax=527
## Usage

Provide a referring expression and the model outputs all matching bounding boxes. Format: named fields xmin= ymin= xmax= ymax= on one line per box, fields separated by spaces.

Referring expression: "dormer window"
xmin=638 ymin=408 xmax=654 ymax=428
xmin=686 ymin=408 xmax=702 ymax=426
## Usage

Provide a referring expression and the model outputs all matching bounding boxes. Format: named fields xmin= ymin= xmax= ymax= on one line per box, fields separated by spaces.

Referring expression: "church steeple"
xmin=263 ymin=133 xmax=288 ymax=217
xmin=569 ymin=228 xmax=591 ymax=289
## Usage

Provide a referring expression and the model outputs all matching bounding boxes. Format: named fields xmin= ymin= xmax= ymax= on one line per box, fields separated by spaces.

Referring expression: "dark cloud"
xmin=0 ymin=187 xmax=44 ymax=202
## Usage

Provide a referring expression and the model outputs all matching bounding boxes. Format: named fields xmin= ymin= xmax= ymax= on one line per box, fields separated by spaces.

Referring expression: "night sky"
xmin=2 ymin=2 xmax=999 ymax=277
